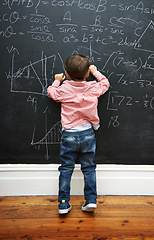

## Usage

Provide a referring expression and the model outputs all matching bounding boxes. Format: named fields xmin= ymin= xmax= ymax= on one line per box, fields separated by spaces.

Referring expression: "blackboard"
xmin=0 ymin=0 xmax=154 ymax=164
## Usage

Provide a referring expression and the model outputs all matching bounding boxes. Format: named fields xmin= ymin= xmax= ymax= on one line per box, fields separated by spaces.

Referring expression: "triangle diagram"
xmin=134 ymin=21 xmax=154 ymax=53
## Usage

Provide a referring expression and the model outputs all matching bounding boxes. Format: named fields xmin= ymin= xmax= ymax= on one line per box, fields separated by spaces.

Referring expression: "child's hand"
xmin=55 ymin=73 xmax=66 ymax=82
xmin=89 ymin=65 xmax=97 ymax=75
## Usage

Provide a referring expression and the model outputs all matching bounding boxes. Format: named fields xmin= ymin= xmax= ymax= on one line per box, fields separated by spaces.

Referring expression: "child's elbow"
xmin=47 ymin=86 xmax=51 ymax=93
xmin=107 ymin=81 xmax=110 ymax=89
xmin=47 ymin=92 xmax=50 ymax=98
xmin=47 ymin=86 xmax=53 ymax=96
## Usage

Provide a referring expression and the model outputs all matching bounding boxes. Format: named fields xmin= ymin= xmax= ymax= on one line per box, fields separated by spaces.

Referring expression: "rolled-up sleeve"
xmin=93 ymin=71 xmax=110 ymax=96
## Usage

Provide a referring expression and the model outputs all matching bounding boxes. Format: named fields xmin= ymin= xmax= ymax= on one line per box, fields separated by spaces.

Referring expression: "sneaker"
xmin=58 ymin=200 xmax=72 ymax=214
xmin=82 ymin=201 xmax=97 ymax=212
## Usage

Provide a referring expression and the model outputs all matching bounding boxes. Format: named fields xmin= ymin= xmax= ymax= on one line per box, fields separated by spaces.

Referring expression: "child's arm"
xmin=47 ymin=73 xmax=65 ymax=101
xmin=89 ymin=65 xmax=110 ymax=96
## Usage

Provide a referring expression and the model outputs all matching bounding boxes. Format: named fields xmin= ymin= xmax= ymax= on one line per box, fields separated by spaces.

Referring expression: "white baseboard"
xmin=0 ymin=164 xmax=154 ymax=196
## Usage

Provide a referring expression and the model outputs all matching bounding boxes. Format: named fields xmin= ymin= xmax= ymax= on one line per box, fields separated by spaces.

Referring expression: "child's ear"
xmin=85 ymin=69 xmax=90 ymax=78
xmin=65 ymin=70 xmax=70 ymax=79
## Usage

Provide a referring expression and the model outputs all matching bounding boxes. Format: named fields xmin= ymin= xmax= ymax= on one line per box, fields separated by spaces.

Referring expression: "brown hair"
xmin=65 ymin=54 xmax=90 ymax=80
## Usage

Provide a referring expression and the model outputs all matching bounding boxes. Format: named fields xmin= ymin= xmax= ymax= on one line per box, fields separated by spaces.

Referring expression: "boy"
xmin=47 ymin=54 xmax=110 ymax=214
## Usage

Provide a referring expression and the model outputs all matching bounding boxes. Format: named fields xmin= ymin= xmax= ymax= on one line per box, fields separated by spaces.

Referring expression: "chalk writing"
xmin=31 ymin=120 xmax=62 ymax=160
xmin=27 ymin=13 xmax=55 ymax=42
xmin=107 ymin=91 xmax=154 ymax=111
xmin=2 ymin=0 xmax=41 ymax=10
xmin=108 ymin=116 xmax=120 ymax=128
xmin=50 ymin=0 xmax=107 ymax=12
xmin=6 ymin=48 xmax=57 ymax=95
xmin=134 ymin=21 xmax=154 ymax=53
xmin=118 ymin=2 xmax=154 ymax=15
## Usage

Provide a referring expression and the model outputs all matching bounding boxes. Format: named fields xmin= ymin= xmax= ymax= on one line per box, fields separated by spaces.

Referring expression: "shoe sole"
xmin=58 ymin=206 xmax=72 ymax=215
xmin=82 ymin=203 xmax=97 ymax=212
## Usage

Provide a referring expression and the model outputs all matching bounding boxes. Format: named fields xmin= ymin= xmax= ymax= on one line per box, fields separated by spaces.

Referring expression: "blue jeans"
xmin=58 ymin=128 xmax=97 ymax=203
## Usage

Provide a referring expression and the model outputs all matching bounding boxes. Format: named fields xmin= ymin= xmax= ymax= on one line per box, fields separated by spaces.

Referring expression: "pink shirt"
xmin=47 ymin=71 xmax=110 ymax=130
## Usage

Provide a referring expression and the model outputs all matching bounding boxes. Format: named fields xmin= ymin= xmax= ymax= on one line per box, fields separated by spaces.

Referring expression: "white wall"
xmin=0 ymin=164 xmax=154 ymax=196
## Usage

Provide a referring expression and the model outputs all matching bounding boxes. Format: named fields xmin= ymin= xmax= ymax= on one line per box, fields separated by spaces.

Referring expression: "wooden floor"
xmin=0 ymin=196 xmax=154 ymax=240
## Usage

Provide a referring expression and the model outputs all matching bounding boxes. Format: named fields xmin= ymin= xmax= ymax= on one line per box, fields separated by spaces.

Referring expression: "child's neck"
xmin=72 ymin=78 xmax=86 ymax=82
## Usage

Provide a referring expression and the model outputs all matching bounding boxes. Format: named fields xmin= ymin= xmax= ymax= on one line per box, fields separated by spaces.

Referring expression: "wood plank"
xmin=0 ymin=233 xmax=153 ymax=240
xmin=0 ymin=205 xmax=154 ymax=219
xmin=0 ymin=196 xmax=154 ymax=207
xmin=0 ymin=218 xmax=154 ymax=239
xmin=0 ymin=217 xmax=154 ymax=232
xmin=0 ymin=196 xmax=59 ymax=206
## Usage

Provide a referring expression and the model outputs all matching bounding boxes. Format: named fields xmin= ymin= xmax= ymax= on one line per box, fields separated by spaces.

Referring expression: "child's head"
xmin=65 ymin=54 xmax=90 ymax=81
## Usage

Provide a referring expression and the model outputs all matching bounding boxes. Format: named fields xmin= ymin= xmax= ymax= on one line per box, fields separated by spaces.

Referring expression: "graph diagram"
xmin=10 ymin=51 xmax=56 ymax=95
xmin=31 ymin=120 xmax=62 ymax=160
xmin=31 ymin=121 xmax=62 ymax=146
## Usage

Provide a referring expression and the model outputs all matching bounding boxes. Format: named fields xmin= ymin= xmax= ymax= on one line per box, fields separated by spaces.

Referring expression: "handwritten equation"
xmin=107 ymin=91 xmax=154 ymax=111
xmin=1 ymin=0 xmax=154 ymax=161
